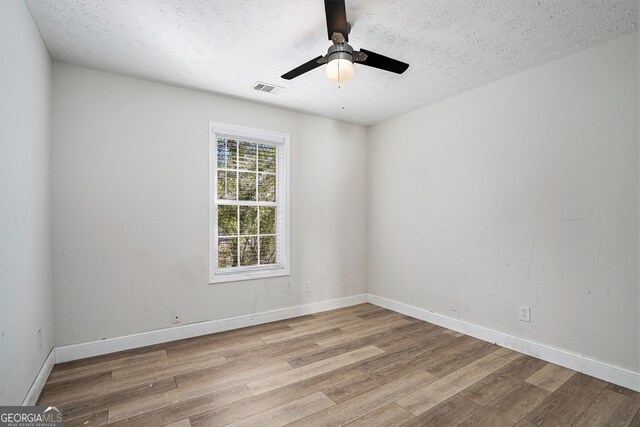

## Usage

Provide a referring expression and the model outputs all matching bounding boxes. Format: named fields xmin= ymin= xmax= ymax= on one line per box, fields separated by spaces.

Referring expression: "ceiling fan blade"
xmin=357 ymin=48 xmax=409 ymax=74
xmin=281 ymin=56 xmax=324 ymax=80
xmin=324 ymin=0 xmax=349 ymax=42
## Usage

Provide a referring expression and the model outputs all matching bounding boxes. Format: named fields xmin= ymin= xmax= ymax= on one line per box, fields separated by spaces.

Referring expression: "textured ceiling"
xmin=26 ymin=0 xmax=638 ymax=125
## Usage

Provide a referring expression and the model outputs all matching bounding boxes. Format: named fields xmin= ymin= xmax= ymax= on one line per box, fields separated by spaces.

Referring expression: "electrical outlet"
xmin=519 ymin=305 xmax=531 ymax=322
xmin=304 ymin=282 xmax=311 ymax=292
xmin=172 ymin=311 xmax=182 ymax=324
xmin=37 ymin=329 xmax=42 ymax=353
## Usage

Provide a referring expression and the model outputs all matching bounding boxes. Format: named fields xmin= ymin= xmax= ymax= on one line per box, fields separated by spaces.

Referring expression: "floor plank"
xmin=606 ymin=383 xmax=640 ymax=402
xmin=37 ymin=371 xmax=112 ymax=404
xmin=246 ymin=345 xmax=384 ymax=395
xmin=289 ymin=370 xmax=437 ymax=426
xmin=110 ymin=352 xmax=226 ymax=383
xmin=108 ymin=384 xmax=251 ymax=426
xmin=226 ymin=391 xmax=335 ymax=427
xmin=175 ymin=359 xmax=292 ymax=398
xmin=493 ymin=347 xmax=523 ymax=361
xmin=107 ymin=379 xmax=252 ymax=422
xmin=38 ymin=375 xmax=178 ymax=408
xmin=190 ymin=366 xmax=362 ymax=426
xmin=457 ymin=407 xmax=513 ymax=427
xmin=355 ymin=331 xmax=457 ymax=374
xmin=64 ymin=408 xmax=108 ymax=427
xmin=396 ymin=354 xmax=511 ymax=415
xmin=175 ymin=344 xmax=316 ymax=389
xmin=459 ymin=355 xmax=548 ymax=406
xmin=487 ymin=382 xmax=549 ymax=423
xmin=316 ymin=316 xmax=413 ymax=348
xmin=375 ymin=322 xmax=444 ymax=351
xmin=47 ymin=350 xmax=167 ymax=384
xmin=323 ymin=355 xmax=423 ymax=403
xmin=420 ymin=339 xmax=498 ymax=377
xmin=525 ymin=391 xmax=593 ymax=426
xmin=556 ymin=372 xmax=608 ymax=399
xmin=287 ymin=321 xmax=429 ymax=369
xmin=401 ymin=394 xmax=481 ymax=427
xmin=345 ymin=403 xmax=414 ymax=427
xmin=524 ymin=362 xmax=575 ymax=392
xmin=286 ymin=312 xmax=362 ymax=330
xmin=572 ymin=389 xmax=640 ymax=427
xmin=52 ymin=377 xmax=178 ymax=424
xmin=166 ymin=336 xmax=264 ymax=362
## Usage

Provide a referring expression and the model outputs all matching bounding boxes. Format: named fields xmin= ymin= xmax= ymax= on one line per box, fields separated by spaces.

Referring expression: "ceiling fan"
xmin=281 ymin=0 xmax=409 ymax=83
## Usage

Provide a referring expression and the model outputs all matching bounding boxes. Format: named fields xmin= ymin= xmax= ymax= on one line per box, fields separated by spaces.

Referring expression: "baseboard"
xmin=22 ymin=348 xmax=55 ymax=406
xmin=367 ymin=293 xmax=640 ymax=392
xmin=55 ymin=294 xmax=367 ymax=363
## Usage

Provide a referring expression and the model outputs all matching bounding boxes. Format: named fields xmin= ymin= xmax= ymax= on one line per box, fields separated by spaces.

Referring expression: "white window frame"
xmin=209 ymin=121 xmax=290 ymax=284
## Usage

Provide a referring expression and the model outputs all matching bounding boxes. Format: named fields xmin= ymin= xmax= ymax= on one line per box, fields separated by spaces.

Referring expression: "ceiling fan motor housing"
xmin=325 ymin=42 xmax=354 ymax=64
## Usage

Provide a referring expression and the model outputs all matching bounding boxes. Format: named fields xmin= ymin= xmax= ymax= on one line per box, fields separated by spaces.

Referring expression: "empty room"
xmin=1 ymin=0 xmax=639 ymax=425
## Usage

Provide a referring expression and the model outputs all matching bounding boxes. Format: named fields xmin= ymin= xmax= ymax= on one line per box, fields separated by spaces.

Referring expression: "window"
xmin=209 ymin=122 xmax=290 ymax=283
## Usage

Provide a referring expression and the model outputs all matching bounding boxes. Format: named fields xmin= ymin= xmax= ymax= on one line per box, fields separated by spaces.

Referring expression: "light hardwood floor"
xmin=38 ymin=304 xmax=640 ymax=426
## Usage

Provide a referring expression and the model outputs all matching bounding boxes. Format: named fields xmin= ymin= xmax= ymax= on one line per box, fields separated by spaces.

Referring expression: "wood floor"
xmin=38 ymin=304 xmax=639 ymax=426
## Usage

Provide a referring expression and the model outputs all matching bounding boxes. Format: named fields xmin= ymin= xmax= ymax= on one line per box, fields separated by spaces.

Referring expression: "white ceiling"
xmin=26 ymin=0 xmax=638 ymax=126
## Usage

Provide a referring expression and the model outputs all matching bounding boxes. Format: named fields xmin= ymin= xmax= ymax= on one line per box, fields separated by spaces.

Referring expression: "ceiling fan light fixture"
xmin=326 ymin=57 xmax=355 ymax=83
xmin=280 ymin=0 xmax=409 ymax=82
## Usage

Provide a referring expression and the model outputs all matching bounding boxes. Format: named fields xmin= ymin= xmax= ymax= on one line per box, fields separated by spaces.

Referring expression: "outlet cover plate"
xmin=172 ymin=311 xmax=182 ymax=324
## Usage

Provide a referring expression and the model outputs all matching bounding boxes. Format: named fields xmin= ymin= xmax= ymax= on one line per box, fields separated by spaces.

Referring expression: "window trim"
xmin=209 ymin=121 xmax=290 ymax=284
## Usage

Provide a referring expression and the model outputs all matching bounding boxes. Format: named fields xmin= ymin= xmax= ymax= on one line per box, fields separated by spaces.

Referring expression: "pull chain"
xmin=337 ymin=59 xmax=345 ymax=110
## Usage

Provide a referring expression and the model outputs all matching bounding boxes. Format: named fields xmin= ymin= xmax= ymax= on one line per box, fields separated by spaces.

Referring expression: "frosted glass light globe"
xmin=325 ymin=58 xmax=355 ymax=83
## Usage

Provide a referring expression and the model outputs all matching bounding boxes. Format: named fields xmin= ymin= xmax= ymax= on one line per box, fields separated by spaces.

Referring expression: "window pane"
xmin=258 ymin=144 xmax=276 ymax=173
xmin=217 ymin=139 xmax=237 ymax=169
xmin=258 ymin=173 xmax=276 ymax=202
xmin=240 ymin=236 xmax=258 ymax=266
xmin=217 ymin=170 xmax=237 ymax=200
xmin=238 ymin=141 xmax=257 ymax=171
xmin=259 ymin=206 xmax=276 ymax=235
xmin=240 ymin=206 xmax=258 ymax=235
xmin=218 ymin=237 xmax=238 ymax=268
xmin=260 ymin=236 xmax=276 ymax=265
xmin=217 ymin=205 xmax=237 ymax=236
xmin=238 ymin=172 xmax=257 ymax=201
xmin=217 ymin=138 xmax=226 ymax=168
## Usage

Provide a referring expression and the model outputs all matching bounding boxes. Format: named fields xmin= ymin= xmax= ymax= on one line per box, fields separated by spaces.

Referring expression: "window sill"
xmin=209 ymin=267 xmax=290 ymax=284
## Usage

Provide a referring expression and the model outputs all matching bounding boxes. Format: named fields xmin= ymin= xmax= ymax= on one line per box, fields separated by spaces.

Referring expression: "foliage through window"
xmin=210 ymin=123 xmax=289 ymax=283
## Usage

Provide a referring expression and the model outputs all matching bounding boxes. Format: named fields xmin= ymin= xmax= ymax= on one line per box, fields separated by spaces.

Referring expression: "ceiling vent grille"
xmin=251 ymin=81 xmax=285 ymax=95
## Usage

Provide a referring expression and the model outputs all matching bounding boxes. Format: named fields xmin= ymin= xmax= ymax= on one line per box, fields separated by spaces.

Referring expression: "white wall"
xmin=51 ymin=63 xmax=367 ymax=346
xmin=368 ymin=34 xmax=639 ymax=372
xmin=0 ymin=0 xmax=53 ymax=405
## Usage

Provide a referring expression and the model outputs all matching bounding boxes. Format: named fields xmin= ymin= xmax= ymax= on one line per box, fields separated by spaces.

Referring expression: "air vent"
xmin=251 ymin=81 xmax=285 ymax=95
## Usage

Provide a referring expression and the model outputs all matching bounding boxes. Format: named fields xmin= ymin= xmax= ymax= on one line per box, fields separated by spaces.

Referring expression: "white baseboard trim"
xmin=22 ymin=348 xmax=56 ymax=406
xmin=367 ymin=293 xmax=640 ymax=392
xmin=55 ymin=294 xmax=367 ymax=363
